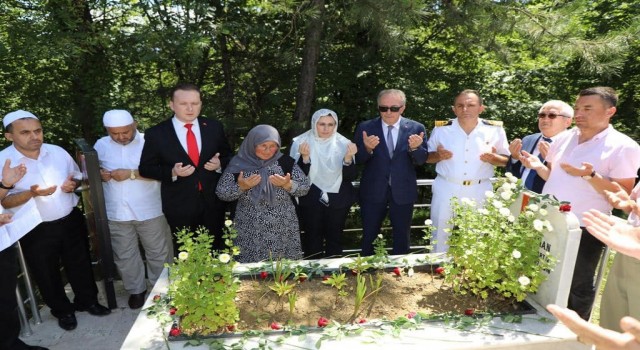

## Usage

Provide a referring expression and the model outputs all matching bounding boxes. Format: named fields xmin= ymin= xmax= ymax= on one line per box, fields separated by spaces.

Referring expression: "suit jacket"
xmin=354 ymin=117 xmax=428 ymax=205
xmin=506 ymin=132 xmax=545 ymax=193
xmin=139 ymin=116 xmax=232 ymax=218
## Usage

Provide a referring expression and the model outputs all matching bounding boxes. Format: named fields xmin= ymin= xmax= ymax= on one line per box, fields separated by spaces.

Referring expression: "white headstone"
xmin=509 ymin=191 xmax=582 ymax=308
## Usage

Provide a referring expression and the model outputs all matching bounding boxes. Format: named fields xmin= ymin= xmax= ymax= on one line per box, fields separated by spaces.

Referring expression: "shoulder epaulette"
xmin=434 ymin=120 xmax=453 ymax=127
xmin=482 ymin=120 xmax=503 ymax=127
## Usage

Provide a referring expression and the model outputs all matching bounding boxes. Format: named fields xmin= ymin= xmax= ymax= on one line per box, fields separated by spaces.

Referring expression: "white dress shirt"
xmin=0 ymin=144 xmax=82 ymax=222
xmin=381 ymin=117 xmax=401 ymax=150
xmin=94 ymin=131 xmax=164 ymax=222
xmin=172 ymin=116 xmax=202 ymax=154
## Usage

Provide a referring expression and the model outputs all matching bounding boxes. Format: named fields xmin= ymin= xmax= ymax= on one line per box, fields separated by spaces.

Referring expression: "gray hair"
xmin=539 ymin=100 xmax=574 ymax=118
xmin=377 ymin=89 xmax=406 ymax=106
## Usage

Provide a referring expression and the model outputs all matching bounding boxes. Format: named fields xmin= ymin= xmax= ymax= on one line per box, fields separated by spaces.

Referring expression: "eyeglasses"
xmin=537 ymin=113 xmax=566 ymax=119
xmin=378 ymin=106 xmax=402 ymax=113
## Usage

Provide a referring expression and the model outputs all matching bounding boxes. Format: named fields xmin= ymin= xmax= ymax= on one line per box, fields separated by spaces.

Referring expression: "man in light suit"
xmin=354 ymin=89 xmax=428 ymax=256
xmin=506 ymin=100 xmax=573 ymax=193
xmin=139 ymin=83 xmax=232 ymax=254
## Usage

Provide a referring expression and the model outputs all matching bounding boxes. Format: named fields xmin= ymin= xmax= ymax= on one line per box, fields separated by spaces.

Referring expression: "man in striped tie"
xmin=506 ymin=100 xmax=573 ymax=193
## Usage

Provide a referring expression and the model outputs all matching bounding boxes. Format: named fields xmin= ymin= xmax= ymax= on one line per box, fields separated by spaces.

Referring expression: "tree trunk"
xmin=290 ymin=0 xmax=325 ymax=140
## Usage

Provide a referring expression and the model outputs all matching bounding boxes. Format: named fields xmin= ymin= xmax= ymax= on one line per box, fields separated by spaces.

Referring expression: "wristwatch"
xmin=130 ymin=170 xmax=136 ymax=180
xmin=581 ymin=170 xmax=596 ymax=180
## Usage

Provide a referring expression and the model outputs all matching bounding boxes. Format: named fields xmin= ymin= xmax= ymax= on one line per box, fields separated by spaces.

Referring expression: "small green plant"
xmin=445 ymin=173 xmax=558 ymax=301
xmin=167 ymin=221 xmax=240 ymax=335
xmin=287 ymin=292 xmax=298 ymax=321
xmin=269 ymin=280 xmax=296 ymax=298
xmin=371 ymin=234 xmax=389 ymax=268
xmin=422 ymin=219 xmax=437 ymax=253
xmin=342 ymin=255 xmax=373 ymax=275
xmin=322 ymin=272 xmax=348 ymax=297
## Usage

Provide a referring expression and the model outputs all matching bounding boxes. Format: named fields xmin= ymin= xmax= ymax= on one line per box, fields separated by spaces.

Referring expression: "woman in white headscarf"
xmin=216 ymin=125 xmax=310 ymax=263
xmin=291 ymin=109 xmax=358 ymax=258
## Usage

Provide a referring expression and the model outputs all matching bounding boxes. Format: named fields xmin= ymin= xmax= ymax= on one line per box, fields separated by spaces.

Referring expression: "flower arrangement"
xmin=167 ymin=220 xmax=240 ymax=335
xmin=443 ymin=173 xmax=563 ymax=302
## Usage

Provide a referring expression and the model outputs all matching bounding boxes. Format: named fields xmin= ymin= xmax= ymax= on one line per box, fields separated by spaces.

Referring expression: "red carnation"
xmin=226 ymin=325 xmax=236 ymax=332
xmin=260 ymin=271 xmax=268 ymax=280
xmin=357 ymin=318 xmax=366 ymax=324
xmin=322 ymin=275 xmax=330 ymax=281
xmin=407 ymin=311 xmax=417 ymax=319
xmin=153 ymin=294 xmax=161 ymax=302
xmin=270 ymin=321 xmax=283 ymax=330
xmin=169 ymin=327 xmax=181 ymax=337
xmin=464 ymin=308 xmax=475 ymax=316
xmin=393 ymin=267 xmax=402 ymax=276
xmin=317 ymin=317 xmax=330 ymax=328
xmin=169 ymin=307 xmax=177 ymax=315
xmin=559 ymin=203 xmax=571 ymax=212
xmin=435 ymin=267 xmax=445 ymax=275
xmin=298 ymin=275 xmax=307 ymax=282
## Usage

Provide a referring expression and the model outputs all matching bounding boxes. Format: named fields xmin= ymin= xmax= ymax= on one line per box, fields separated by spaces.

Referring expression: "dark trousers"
xmin=20 ymin=207 xmax=98 ymax=317
xmin=299 ymin=203 xmax=350 ymax=258
xmin=0 ymin=245 xmax=33 ymax=350
xmin=166 ymin=193 xmax=225 ymax=256
xmin=360 ymin=187 xmax=413 ymax=256
xmin=568 ymin=227 xmax=605 ymax=320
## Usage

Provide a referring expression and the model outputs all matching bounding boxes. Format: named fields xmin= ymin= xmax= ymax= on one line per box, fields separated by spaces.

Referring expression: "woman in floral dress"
xmin=216 ymin=125 xmax=310 ymax=263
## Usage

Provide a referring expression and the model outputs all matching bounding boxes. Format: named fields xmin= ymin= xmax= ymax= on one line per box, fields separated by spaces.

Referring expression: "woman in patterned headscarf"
xmin=290 ymin=109 xmax=358 ymax=258
xmin=216 ymin=125 xmax=310 ymax=263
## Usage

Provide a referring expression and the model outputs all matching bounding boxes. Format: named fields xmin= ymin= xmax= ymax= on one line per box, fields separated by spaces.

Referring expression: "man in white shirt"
xmin=94 ymin=110 xmax=172 ymax=309
xmin=524 ymin=87 xmax=640 ymax=320
xmin=427 ymin=89 xmax=510 ymax=253
xmin=0 ymin=110 xmax=110 ymax=332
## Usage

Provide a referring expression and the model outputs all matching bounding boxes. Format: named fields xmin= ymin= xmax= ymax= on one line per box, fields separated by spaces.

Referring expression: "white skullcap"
xmin=103 ymin=110 xmax=134 ymax=127
xmin=3 ymin=110 xmax=38 ymax=128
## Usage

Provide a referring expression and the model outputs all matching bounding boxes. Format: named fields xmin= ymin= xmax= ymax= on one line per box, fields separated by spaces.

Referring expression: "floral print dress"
xmin=216 ymin=160 xmax=310 ymax=263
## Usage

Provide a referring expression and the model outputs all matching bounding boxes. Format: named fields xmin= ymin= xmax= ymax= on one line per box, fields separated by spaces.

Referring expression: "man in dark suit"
xmin=354 ymin=89 xmax=428 ymax=256
xmin=139 ymin=83 xmax=232 ymax=253
xmin=507 ymin=100 xmax=573 ymax=193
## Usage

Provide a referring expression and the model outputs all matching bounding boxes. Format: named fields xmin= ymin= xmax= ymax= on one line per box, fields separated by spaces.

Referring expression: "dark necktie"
xmin=185 ymin=123 xmax=201 ymax=190
xmin=386 ymin=125 xmax=395 ymax=158
xmin=524 ymin=136 xmax=552 ymax=190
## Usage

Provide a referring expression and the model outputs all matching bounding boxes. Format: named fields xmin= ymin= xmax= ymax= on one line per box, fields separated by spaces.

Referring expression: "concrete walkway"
xmin=19 ymin=280 xmax=143 ymax=350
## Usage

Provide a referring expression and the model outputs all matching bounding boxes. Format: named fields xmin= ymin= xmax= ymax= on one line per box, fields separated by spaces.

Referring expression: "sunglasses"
xmin=378 ymin=106 xmax=402 ymax=113
xmin=537 ymin=113 xmax=565 ymax=119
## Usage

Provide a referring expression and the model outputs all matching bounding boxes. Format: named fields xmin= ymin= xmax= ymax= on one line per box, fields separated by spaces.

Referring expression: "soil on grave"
xmin=234 ymin=270 xmax=529 ymax=331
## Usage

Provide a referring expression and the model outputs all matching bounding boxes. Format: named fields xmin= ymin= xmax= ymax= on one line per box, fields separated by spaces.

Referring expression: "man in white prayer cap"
xmin=0 ymin=110 xmax=110 ymax=331
xmin=93 ymin=109 xmax=173 ymax=309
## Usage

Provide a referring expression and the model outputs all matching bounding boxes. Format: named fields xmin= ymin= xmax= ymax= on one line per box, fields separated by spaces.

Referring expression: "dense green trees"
xmin=1 ymin=0 xmax=638 ymax=153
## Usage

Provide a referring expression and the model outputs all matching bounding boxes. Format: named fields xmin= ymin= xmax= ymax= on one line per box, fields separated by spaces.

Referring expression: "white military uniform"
xmin=427 ymin=118 xmax=509 ymax=253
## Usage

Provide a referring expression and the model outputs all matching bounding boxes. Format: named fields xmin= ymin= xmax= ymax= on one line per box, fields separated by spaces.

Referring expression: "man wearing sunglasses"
xmin=354 ymin=89 xmax=428 ymax=256
xmin=427 ymin=89 xmax=510 ymax=253
xmin=522 ymin=87 xmax=640 ymax=321
xmin=506 ymin=100 xmax=573 ymax=193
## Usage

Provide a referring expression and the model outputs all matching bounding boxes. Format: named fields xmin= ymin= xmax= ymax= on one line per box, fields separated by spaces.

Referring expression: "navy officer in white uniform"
xmin=427 ymin=90 xmax=509 ymax=253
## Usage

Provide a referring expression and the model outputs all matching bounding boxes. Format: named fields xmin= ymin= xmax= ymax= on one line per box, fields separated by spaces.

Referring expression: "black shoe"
xmin=128 ymin=290 xmax=147 ymax=309
xmin=13 ymin=339 xmax=49 ymax=349
xmin=75 ymin=303 xmax=111 ymax=316
xmin=57 ymin=313 xmax=77 ymax=331
xmin=25 ymin=346 xmax=49 ymax=350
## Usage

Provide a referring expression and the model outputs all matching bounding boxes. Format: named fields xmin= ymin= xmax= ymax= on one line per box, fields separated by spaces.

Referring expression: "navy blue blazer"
xmin=354 ymin=117 xmax=428 ymax=205
xmin=506 ymin=132 xmax=546 ymax=193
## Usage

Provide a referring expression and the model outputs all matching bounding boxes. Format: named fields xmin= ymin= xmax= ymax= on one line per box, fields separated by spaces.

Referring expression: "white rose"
xmin=478 ymin=208 xmax=489 ymax=215
xmin=501 ymin=183 xmax=511 ymax=191
xmin=424 ymin=219 xmax=432 ymax=226
xmin=407 ymin=267 xmax=414 ymax=277
xmin=533 ymin=219 xmax=544 ymax=232
xmin=178 ymin=252 xmax=189 ymax=260
xmin=512 ymin=250 xmax=521 ymax=259
xmin=507 ymin=215 xmax=515 ymax=222
xmin=461 ymin=198 xmax=476 ymax=207
xmin=518 ymin=276 xmax=531 ymax=286
xmin=225 ymin=219 xmax=233 ymax=227
xmin=377 ymin=234 xmax=383 ymax=239
xmin=538 ymin=208 xmax=548 ymax=216
xmin=500 ymin=191 xmax=512 ymax=200
xmin=218 ymin=253 xmax=231 ymax=264
xmin=499 ymin=208 xmax=511 ymax=217
xmin=544 ymin=220 xmax=554 ymax=232
xmin=528 ymin=204 xmax=539 ymax=212
xmin=465 ymin=249 xmax=473 ymax=256
xmin=493 ymin=200 xmax=504 ymax=208
xmin=505 ymin=172 xmax=518 ymax=183
xmin=485 ymin=191 xmax=495 ymax=198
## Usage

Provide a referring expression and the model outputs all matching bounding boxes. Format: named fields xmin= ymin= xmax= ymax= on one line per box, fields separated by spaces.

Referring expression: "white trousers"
xmin=430 ymin=176 xmax=492 ymax=253
xmin=109 ymin=215 xmax=173 ymax=294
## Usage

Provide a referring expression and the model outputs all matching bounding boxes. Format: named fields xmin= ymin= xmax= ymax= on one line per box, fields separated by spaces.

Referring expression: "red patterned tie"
xmin=184 ymin=123 xmax=201 ymax=190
